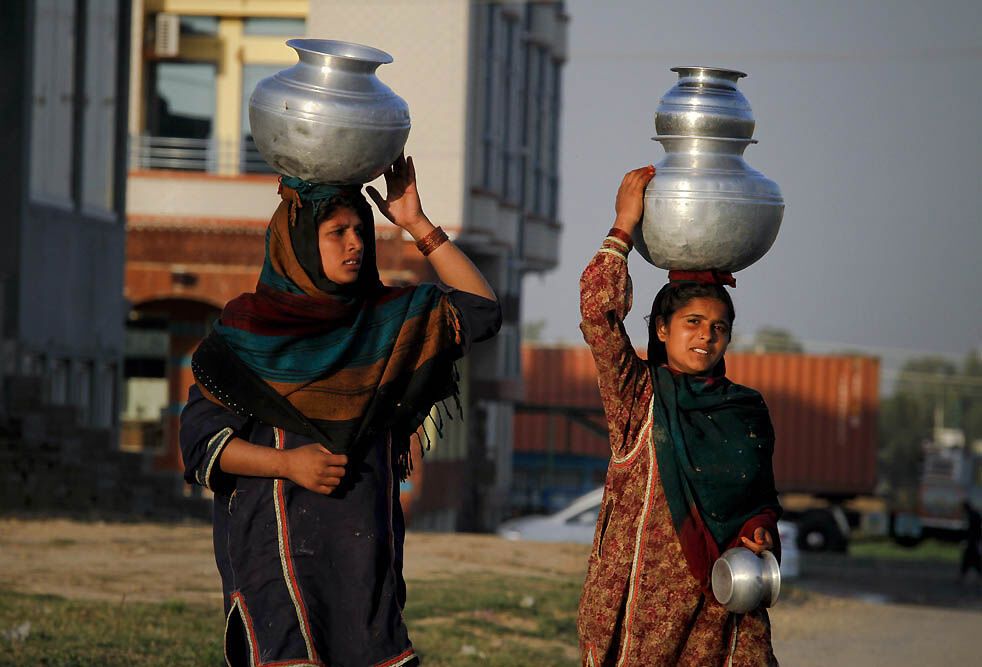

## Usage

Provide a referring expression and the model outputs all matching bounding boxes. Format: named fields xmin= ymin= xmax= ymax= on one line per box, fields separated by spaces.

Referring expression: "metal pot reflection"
xmin=248 ymin=39 xmax=411 ymax=185
xmin=634 ymin=66 xmax=785 ymax=273
xmin=711 ymin=547 xmax=781 ymax=614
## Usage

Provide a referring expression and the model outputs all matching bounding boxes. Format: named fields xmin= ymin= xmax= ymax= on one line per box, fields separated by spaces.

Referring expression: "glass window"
xmin=144 ymin=62 xmax=216 ymax=170
xmin=480 ymin=3 xmax=498 ymax=190
xmin=243 ymin=18 xmax=306 ymax=36
xmin=567 ymin=504 xmax=600 ymax=525
xmin=179 ymin=15 xmax=218 ymax=36
xmin=241 ymin=64 xmax=282 ymax=173
xmin=549 ymin=59 xmax=563 ymax=220
xmin=501 ymin=17 xmax=516 ymax=202
xmin=81 ymin=0 xmax=118 ymax=216
xmin=29 ymin=0 xmax=75 ymax=208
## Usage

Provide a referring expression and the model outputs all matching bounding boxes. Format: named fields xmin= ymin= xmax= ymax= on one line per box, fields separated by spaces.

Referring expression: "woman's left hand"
xmin=366 ymin=153 xmax=433 ymax=239
xmin=741 ymin=527 xmax=774 ymax=555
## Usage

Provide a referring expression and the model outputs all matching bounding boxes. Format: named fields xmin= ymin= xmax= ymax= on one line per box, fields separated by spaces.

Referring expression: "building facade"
xmin=0 ymin=1 xmax=205 ymax=515
xmin=1 ymin=0 xmax=129 ymax=428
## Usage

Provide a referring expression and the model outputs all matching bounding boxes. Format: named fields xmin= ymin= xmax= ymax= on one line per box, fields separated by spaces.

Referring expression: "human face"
xmin=317 ymin=206 xmax=364 ymax=284
xmin=655 ymin=297 xmax=732 ymax=375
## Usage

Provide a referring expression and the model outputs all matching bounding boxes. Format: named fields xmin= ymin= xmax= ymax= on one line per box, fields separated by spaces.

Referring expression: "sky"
xmin=521 ymin=0 xmax=982 ymax=364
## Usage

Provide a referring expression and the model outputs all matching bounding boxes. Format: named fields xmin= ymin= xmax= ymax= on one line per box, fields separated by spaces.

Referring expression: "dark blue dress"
xmin=180 ymin=291 xmax=500 ymax=667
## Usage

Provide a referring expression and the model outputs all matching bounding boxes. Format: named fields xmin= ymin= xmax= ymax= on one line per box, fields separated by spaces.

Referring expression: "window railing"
xmin=128 ymin=134 xmax=276 ymax=175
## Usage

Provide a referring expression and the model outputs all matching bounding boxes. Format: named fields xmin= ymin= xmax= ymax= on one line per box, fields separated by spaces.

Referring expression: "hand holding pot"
xmin=613 ymin=165 xmax=655 ymax=236
xmin=366 ymin=154 xmax=432 ymax=239
xmin=740 ymin=527 xmax=774 ymax=555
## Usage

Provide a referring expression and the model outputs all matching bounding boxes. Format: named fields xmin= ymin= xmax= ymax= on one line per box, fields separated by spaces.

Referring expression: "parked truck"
xmin=514 ymin=346 xmax=881 ymax=552
xmin=890 ymin=428 xmax=982 ymax=546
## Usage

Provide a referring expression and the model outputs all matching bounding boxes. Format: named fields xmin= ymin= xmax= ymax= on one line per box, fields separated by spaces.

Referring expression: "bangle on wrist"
xmin=416 ymin=226 xmax=449 ymax=256
xmin=606 ymin=227 xmax=634 ymax=252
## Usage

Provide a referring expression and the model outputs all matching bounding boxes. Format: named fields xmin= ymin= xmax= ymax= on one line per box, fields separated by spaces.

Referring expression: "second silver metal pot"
xmin=635 ymin=66 xmax=785 ymax=273
xmin=711 ymin=547 xmax=781 ymax=614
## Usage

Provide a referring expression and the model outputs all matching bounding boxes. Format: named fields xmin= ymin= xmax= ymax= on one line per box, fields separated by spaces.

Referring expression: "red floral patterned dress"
xmin=576 ymin=236 xmax=779 ymax=667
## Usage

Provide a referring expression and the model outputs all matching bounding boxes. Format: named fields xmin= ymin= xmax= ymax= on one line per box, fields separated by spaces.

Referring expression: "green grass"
xmin=0 ymin=591 xmax=225 ymax=666
xmin=849 ymin=537 xmax=962 ymax=563
xmin=406 ymin=574 xmax=581 ymax=666
xmin=0 ymin=573 xmax=582 ymax=666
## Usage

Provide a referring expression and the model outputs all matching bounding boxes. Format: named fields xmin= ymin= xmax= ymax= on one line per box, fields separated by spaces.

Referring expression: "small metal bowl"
xmin=711 ymin=547 xmax=781 ymax=614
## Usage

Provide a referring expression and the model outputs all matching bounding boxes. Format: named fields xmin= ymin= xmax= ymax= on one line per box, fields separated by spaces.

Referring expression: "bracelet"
xmin=606 ymin=227 xmax=634 ymax=251
xmin=416 ymin=226 xmax=449 ymax=256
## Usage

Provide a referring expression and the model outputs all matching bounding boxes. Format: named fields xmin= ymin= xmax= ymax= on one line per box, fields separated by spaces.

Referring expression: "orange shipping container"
xmin=516 ymin=346 xmax=879 ymax=497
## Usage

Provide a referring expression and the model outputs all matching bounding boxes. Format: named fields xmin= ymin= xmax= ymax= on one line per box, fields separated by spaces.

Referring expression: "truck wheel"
xmin=797 ymin=511 xmax=847 ymax=552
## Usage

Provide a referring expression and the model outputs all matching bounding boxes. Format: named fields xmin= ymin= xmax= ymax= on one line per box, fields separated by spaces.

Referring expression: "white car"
xmin=498 ymin=487 xmax=801 ymax=579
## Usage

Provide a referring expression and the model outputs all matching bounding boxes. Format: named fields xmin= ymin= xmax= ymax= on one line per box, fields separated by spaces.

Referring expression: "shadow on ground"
xmin=794 ymin=552 xmax=982 ymax=611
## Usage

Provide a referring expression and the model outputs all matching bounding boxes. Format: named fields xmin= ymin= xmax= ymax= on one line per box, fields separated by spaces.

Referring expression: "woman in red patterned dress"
xmin=576 ymin=166 xmax=782 ymax=666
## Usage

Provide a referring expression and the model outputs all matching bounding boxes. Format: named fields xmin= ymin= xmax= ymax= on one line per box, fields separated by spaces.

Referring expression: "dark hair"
xmin=647 ymin=282 xmax=736 ymax=368
xmin=315 ymin=191 xmax=374 ymax=229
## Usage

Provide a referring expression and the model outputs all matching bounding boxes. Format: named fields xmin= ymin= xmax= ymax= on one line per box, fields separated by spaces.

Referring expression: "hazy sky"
xmin=521 ymin=0 xmax=981 ymax=362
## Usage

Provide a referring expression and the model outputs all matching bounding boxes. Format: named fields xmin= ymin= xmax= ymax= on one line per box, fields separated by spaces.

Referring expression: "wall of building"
xmin=307 ymin=0 xmax=472 ymax=236
xmin=4 ymin=0 xmax=131 ymax=433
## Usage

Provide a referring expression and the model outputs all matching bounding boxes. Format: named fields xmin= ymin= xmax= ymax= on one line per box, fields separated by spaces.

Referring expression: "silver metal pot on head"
xmin=248 ymin=39 xmax=411 ymax=185
xmin=711 ymin=547 xmax=781 ymax=614
xmin=634 ymin=66 xmax=785 ymax=273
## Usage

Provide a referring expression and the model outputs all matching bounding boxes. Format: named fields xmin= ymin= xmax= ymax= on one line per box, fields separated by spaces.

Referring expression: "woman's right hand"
xmin=613 ymin=165 xmax=655 ymax=235
xmin=284 ymin=444 xmax=348 ymax=495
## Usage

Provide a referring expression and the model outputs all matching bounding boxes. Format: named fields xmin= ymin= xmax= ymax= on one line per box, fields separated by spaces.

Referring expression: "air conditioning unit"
xmin=154 ymin=13 xmax=180 ymax=58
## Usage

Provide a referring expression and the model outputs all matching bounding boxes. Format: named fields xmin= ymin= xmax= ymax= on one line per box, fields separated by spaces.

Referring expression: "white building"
xmin=307 ymin=0 xmax=568 ymax=529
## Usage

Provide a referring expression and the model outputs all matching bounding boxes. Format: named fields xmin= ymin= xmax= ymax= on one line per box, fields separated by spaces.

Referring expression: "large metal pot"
xmin=711 ymin=547 xmax=781 ymax=614
xmin=248 ymin=39 xmax=411 ymax=185
xmin=633 ymin=67 xmax=784 ymax=273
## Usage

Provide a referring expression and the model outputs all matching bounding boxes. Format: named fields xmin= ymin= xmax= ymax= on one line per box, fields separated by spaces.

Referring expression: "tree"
xmin=749 ymin=327 xmax=803 ymax=353
xmin=521 ymin=319 xmax=547 ymax=343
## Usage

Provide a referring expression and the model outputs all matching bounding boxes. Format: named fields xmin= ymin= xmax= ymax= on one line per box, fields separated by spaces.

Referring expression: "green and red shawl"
xmin=651 ymin=365 xmax=782 ymax=589
xmin=191 ymin=177 xmax=462 ymax=478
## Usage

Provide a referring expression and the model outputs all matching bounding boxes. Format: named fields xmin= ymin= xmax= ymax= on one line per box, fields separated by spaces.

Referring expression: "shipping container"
xmin=516 ymin=346 xmax=880 ymax=497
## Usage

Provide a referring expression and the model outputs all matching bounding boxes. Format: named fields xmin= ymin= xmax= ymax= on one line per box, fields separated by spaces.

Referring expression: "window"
xmin=29 ymin=0 xmax=76 ymax=208
xmin=548 ymin=58 xmax=563 ymax=220
xmin=501 ymin=16 xmax=518 ymax=203
xmin=144 ymin=62 xmax=216 ymax=170
xmin=479 ymin=3 xmax=499 ymax=191
xmin=81 ymin=0 xmax=119 ymax=217
xmin=241 ymin=64 xmax=282 ymax=173
xmin=567 ymin=504 xmax=600 ymax=526
xmin=179 ymin=15 xmax=218 ymax=36
xmin=243 ymin=18 xmax=306 ymax=35
xmin=49 ymin=358 xmax=69 ymax=405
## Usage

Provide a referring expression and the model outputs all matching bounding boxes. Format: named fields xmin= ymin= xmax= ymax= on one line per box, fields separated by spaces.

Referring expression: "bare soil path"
xmin=1 ymin=518 xmax=979 ymax=665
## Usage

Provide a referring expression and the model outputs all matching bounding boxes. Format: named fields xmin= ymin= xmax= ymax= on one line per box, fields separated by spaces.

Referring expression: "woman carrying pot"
xmin=180 ymin=154 xmax=500 ymax=667
xmin=577 ymin=166 xmax=782 ymax=666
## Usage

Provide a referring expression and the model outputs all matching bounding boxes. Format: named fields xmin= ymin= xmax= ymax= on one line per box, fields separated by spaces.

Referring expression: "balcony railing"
xmin=128 ymin=135 xmax=275 ymax=175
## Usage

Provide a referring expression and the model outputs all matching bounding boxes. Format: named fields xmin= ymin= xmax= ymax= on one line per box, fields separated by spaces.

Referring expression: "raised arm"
xmin=580 ymin=166 xmax=656 ymax=456
xmin=367 ymin=154 xmax=496 ymax=301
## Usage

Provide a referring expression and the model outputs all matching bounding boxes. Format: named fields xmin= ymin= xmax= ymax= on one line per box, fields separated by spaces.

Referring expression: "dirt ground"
xmin=1 ymin=518 xmax=979 ymax=666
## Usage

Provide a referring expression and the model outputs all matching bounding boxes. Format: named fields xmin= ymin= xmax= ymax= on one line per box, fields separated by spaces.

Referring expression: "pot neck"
xmin=655 ymin=135 xmax=756 ymax=156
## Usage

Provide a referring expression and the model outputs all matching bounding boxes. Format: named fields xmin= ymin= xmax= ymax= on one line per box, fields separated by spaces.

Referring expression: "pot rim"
xmin=286 ymin=38 xmax=394 ymax=66
xmin=670 ymin=65 xmax=748 ymax=79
